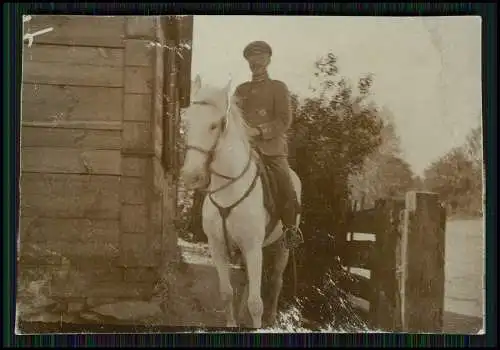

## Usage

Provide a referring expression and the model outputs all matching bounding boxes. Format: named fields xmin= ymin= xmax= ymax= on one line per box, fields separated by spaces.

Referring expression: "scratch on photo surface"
xmin=23 ymin=15 xmax=54 ymax=48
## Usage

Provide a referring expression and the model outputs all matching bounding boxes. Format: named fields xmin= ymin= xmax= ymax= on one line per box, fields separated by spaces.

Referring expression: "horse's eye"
xmin=209 ymin=122 xmax=218 ymax=131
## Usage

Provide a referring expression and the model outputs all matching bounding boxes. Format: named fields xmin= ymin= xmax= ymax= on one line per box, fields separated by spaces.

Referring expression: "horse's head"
xmin=180 ymin=75 xmax=236 ymax=190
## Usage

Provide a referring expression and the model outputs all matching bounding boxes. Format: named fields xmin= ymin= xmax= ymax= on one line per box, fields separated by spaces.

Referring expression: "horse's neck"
xmin=209 ymin=124 xmax=256 ymax=205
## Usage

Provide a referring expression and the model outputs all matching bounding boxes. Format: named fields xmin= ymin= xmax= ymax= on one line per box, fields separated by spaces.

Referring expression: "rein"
xmin=186 ymin=143 xmax=254 ymax=196
xmin=185 ymin=101 xmax=260 ymax=262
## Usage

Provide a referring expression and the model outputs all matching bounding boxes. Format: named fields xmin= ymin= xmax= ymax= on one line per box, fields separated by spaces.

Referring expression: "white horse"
xmin=180 ymin=75 xmax=302 ymax=329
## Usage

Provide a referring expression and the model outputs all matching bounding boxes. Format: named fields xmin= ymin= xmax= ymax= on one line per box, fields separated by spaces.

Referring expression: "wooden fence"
xmin=340 ymin=191 xmax=446 ymax=332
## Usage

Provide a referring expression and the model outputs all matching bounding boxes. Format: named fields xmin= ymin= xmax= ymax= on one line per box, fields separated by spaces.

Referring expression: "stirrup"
xmin=283 ymin=225 xmax=304 ymax=249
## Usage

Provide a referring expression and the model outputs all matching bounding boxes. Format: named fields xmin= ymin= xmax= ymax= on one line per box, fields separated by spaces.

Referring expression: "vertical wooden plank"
xmin=162 ymin=173 xmax=181 ymax=264
xmin=176 ymin=16 xmax=194 ymax=109
xmin=153 ymin=24 xmax=165 ymax=160
xmin=340 ymin=204 xmax=353 ymax=273
xmin=368 ymin=199 xmax=384 ymax=329
xmin=371 ymin=198 xmax=405 ymax=331
xmin=400 ymin=191 xmax=446 ymax=332
xmin=392 ymin=200 xmax=406 ymax=332
xmin=161 ymin=16 xmax=179 ymax=173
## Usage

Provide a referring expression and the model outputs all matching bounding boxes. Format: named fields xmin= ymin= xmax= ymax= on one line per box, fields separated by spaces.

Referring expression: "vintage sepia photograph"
xmin=16 ymin=15 xmax=484 ymax=334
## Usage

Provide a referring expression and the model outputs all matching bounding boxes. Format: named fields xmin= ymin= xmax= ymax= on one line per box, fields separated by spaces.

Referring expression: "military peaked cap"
xmin=243 ymin=41 xmax=273 ymax=59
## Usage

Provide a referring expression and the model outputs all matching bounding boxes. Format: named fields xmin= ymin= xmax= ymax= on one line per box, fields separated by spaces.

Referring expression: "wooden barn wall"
xmin=18 ymin=16 xmax=180 ymax=315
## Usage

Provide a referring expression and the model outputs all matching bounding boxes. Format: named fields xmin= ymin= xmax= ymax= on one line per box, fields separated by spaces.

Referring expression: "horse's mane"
xmin=193 ymin=85 xmax=251 ymax=148
xmin=227 ymin=95 xmax=254 ymax=152
xmin=228 ymin=95 xmax=250 ymax=133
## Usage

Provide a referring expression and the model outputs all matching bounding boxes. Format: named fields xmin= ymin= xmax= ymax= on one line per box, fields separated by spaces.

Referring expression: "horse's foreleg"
xmin=244 ymin=247 xmax=264 ymax=329
xmin=208 ymin=238 xmax=237 ymax=328
xmin=236 ymin=281 xmax=249 ymax=326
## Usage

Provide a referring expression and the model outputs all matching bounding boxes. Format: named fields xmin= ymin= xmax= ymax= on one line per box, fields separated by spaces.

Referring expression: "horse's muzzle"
xmin=180 ymin=167 xmax=209 ymax=191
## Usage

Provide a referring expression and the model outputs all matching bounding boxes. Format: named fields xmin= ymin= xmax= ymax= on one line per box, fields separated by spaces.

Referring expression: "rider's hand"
xmin=247 ymin=127 xmax=261 ymax=138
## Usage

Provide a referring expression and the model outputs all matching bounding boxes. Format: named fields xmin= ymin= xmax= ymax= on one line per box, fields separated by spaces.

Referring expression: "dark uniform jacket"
xmin=234 ymin=77 xmax=293 ymax=157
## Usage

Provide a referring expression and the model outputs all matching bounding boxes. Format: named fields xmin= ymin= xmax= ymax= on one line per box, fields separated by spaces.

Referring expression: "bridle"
xmin=184 ymin=96 xmax=262 ymax=263
xmin=184 ymin=98 xmax=255 ymax=196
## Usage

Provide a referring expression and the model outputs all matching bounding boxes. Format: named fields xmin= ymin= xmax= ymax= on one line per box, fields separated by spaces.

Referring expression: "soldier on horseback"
xmin=233 ymin=40 xmax=303 ymax=249
xmin=189 ymin=40 xmax=303 ymax=249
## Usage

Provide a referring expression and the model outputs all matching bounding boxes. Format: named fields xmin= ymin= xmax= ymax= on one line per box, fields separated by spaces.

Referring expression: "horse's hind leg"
xmin=263 ymin=238 xmax=290 ymax=327
xmin=208 ymin=237 xmax=237 ymax=328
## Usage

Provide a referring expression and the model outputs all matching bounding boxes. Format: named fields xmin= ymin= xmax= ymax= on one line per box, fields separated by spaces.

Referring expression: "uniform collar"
xmin=252 ymin=71 xmax=270 ymax=82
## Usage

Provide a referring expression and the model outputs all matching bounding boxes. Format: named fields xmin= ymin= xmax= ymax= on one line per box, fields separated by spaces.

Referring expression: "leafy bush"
xmin=423 ymin=127 xmax=483 ymax=219
xmin=280 ymin=52 xmax=384 ymax=328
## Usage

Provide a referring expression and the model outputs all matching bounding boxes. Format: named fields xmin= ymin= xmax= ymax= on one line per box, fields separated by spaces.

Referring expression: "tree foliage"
xmin=463 ymin=125 xmax=483 ymax=172
xmin=347 ymin=106 xmax=416 ymax=207
xmin=283 ymin=52 xmax=385 ymax=329
xmin=423 ymin=127 xmax=483 ymax=218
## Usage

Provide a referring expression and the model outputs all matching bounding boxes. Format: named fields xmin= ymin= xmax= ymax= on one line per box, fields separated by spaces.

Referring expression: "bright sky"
xmin=190 ymin=16 xmax=482 ymax=176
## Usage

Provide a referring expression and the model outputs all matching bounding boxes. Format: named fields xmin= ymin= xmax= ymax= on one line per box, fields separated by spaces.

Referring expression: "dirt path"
xmin=443 ymin=218 xmax=484 ymax=333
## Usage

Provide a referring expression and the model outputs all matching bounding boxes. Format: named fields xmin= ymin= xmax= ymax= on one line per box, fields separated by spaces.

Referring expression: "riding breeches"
xmin=261 ymin=155 xmax=299 ymax=227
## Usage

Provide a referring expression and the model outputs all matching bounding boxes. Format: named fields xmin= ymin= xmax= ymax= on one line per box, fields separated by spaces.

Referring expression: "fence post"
xmin=371 ymin=198 xmax=405 ymax=331
xmin=400 ymin=191 xmax=446 ymax=332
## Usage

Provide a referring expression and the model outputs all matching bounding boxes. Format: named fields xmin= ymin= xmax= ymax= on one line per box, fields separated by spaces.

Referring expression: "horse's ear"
xmin=223 ymin=77 xmax=232 ymax=106
xmin=223 ymin=80 xmax=231 ymax=92
xmin=191 ymin=74 xmax=202 ymax=96
xmin=223 ymin=77 xmax=232 ymax=95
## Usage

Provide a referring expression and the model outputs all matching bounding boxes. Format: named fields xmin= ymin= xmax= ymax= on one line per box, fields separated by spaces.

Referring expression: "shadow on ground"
xmin=443 ymin=311 xmax=483 ymax=334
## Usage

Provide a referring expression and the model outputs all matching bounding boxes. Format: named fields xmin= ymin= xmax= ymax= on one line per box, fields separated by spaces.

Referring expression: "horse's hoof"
xmin=263 ymin=317 xmax=277 ymax=329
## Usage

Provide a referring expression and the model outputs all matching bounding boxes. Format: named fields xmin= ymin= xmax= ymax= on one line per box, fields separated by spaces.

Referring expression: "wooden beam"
xmin=176 ymin=16 xmax=194 ymax=109
xmin=21 ymin=121 xmax=122 ymax=131
xmin=161 ymin=16 xmax=179 ymax=174
xmin=347 ymin=207 xmax=379 ymax=234
xmin=348 ymin=295 xmax=371 ymax=326
xmin=21 ymin=127 xmax=121 ymax=150
xmin=21 ymin=84 xmax=123 ymax=123
xmin=24 ymin=15 xmax=125 ymax=48
xmin=400 ymin=191 xmax=446 ymax=332
xmin=24 ymin=44 xmax=123 ymax=66
xmin=338 ymin=273 xmax=373 ymax=303
xmin=341 ymin=240 xmax=376 ymax=269
xmin=23 ymin=61 xmax=124 ymax=87
xmin=22 ymin=147 xmax=121 ymax=175
xmin=20 ymin=173 xmax=121 ymax=219
xmin=370 ymin=198 xmax=405 ymax=332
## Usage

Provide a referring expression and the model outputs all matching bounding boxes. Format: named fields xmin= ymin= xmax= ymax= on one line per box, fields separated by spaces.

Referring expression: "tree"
xmin=376 ymin=106 xmax=402 ymax=157
xmin=423 ymin=145 xmax=482 ymax=217
xmin=284 ymin=52 xmax=385 ymax=329
xmin=411 ymin=175 xmax=426 ymax=191
xmin=347 ymin=106 xmax=412 ymax=208
xmin=461 ymin=125 xmax=484 ymax=215
xmin=462 ymin=125 xmax=483 ymax=177
xmin=423 ymin=122 xmax=484 ymax=219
